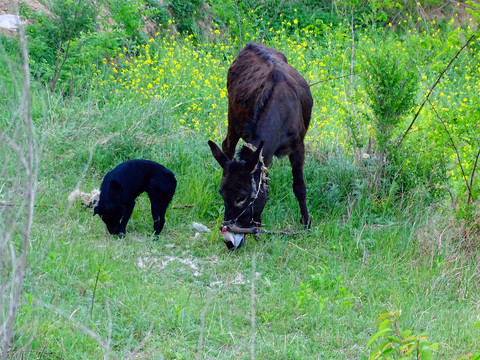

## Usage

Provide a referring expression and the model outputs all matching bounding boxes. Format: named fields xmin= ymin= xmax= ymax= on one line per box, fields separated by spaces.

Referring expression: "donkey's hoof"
xmin=301 ymin=215 xmax=312 ymax=229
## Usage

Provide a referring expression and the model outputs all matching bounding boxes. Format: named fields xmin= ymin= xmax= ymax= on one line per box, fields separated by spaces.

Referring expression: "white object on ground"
xmin=192 ymin=222 xmax=210 ymax=232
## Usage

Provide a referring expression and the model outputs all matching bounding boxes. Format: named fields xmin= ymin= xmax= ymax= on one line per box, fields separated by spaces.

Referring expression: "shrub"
xmin=26 ymin=0 xmax=97 ymax=91
xmin=362 ymin=42 xmax=418 ymax=156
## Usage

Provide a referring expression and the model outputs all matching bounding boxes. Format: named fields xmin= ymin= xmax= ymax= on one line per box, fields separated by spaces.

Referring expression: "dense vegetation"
xmin=1 ymin=0 xmax=480 ymax=358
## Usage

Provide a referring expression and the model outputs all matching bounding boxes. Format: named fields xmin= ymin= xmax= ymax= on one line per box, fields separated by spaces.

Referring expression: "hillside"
xmin=1 ymin=1 xmax=480 ymax=359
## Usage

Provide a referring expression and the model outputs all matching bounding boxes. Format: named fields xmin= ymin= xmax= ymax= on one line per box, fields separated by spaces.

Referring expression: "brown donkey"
xmin=208 ymin=42 xmax=313 ymax=250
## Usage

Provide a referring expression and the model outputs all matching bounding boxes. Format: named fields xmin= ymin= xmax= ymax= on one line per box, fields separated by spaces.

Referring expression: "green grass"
xmin=2 ymin=12 xmax=480 ymax=359
xmin=4 ymin=96 xmax=476 ymax=359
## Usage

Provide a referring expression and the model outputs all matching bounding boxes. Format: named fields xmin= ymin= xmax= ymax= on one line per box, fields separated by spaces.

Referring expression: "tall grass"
xmin=7 ymin=96 xmax=479 ymax=359
xmin=0 ymin=25 xmax=35 ymax=359
xmin=1 ymin=6 xmax=480 ymax=359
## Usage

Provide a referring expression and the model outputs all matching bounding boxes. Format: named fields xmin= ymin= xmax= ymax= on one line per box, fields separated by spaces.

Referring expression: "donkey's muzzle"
xmin=221 ymin=227 xmax=246 ymax=250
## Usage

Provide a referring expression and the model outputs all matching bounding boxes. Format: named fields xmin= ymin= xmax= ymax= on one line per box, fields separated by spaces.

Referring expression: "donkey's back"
xmin=224 ymin=42 xmax=313 ymax=165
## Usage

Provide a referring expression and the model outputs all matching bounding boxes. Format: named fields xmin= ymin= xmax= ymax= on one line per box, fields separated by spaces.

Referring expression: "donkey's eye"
xmin=236 ymin=196 xmax=248 ymax=207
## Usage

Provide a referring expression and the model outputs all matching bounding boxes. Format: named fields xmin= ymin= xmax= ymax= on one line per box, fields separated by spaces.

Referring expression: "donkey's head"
xmin=208 ymin=140 xmax=268 ymax=250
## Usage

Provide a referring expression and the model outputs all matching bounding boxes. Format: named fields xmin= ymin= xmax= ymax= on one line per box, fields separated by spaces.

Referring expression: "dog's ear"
xmin=93 ymin=205 xmax=100 ymax=216
xmin=110 ymin=179 xmax=123 ymax=193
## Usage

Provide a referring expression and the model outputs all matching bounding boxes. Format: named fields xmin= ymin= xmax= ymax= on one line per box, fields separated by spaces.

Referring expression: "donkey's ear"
xmin=208 ymin=140 xmax=229 ymax=169
xmin=246 ymin=141 xmax=264 ymax=174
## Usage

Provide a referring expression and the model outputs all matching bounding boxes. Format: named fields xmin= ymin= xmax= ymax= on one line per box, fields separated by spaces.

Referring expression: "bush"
xmin=362 ymin=41 xmax=418 ymax=155
xmin=27 ymin=0 xmax=97 ymax=91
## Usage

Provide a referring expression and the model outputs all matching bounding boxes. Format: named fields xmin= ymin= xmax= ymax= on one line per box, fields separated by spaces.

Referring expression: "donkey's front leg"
xmin=222 ymin=131 xmax=240 ymax=160
xmin=222 ymin=112 xmax=241 ymax=159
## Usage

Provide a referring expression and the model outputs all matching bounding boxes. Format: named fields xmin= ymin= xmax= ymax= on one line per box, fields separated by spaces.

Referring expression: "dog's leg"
xmin=152 ymin=210 xmax=166 ymax=235
xmin=150 ymin=197 xmax=171 ymax=235
xmin=148 ymin=179 xmax=174 ymax=235
xmin=119 ymin=201 xmax=135 ymax=236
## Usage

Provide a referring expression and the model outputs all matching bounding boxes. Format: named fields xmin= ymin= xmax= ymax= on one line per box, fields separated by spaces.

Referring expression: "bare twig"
xmin=415 ymin=0 xmax=429 ymax=31
xmin=428 ymin=98 xmax=474 ymax=203
xmin=233 ymin=0 xmax=242 ymax=48
xmin=49 ymin=0 xmax=82 ymax=93
xmin=10 ymin=328 xmax=57 ymax=358
xmin=347 ymin=12 xmax=357 ymax=120
xmin=1 ymin=12 xmax=36 ymax=359
xmin=106 ymin=302 xmax=112 ymax=360
xmin=468 ymin=149 xmax=480 ymax=205
xmin=41 ymin=302 xmax=112 ymax=358
xmin=258 ymin=0 xmax=287 ymax=43
xmin=50 ymin=41 xmax=63 ymax=92
xmin=172 ymin=204 xmax=195 ymax=209
xmin=221 ymin=224 xmax=308 ymax=235
xmin=441 ymin=185 xmax=458 ymax=212
xmin=195 ymin=293 xmax=213 ymax=359
xmin=249 ymin=253 xmax=256 ymax=360
xmin=125 ymin=323 xmax=154 ymax=360
xmin=398 ymin=30 xmax=479 ymax=147
xmin=343 ymin=10 xmax=363 ymax=154
xmin=90 ymin=266 xmax=102 ymax=320
xmin=388 ymin=0 xmax=408 ymax=26
xmin=309 ymin=71 xmax=364 ymax=87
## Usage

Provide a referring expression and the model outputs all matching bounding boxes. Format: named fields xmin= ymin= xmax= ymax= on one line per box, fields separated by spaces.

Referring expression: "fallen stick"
xmin=172 ymin=204 xmax=195 ymax=209
xmin=220 ymin=224 xmax=308 ymax=235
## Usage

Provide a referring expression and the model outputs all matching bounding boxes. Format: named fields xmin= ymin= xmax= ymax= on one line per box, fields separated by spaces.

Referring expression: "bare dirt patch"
xmin=0 ymin=0 xmax=47 ymax=14
xmin=0 ymin=0 xmax=48 ymax=35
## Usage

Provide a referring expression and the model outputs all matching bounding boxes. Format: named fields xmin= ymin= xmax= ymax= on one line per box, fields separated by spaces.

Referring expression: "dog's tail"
xmin=68 ymin=189 xmax=83 ymax=203
xmin=68 ymin=189 xmax=100 ymax=208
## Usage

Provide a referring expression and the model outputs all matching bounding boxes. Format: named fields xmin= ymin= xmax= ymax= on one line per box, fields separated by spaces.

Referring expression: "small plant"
xmin=108 ymin=0 xmax=146 ymax=39
xmin=261 ymin=311 xmax=274 ymax=324
xmin=294 ymin=266 xmax=355 ymax=313
xmin=367 ymin=310 xmax=438 ymax=359
xmin=44 ymin=252 xmax=59 ymax=272
xmin=360 ymin=39 xmax=427 ymax=197
xmin=362 ymin=44 xmax=418 ymax=157
xmin=294 ymin=282 xmax=315 ymax=308
xmin=168 ymin=0 xmax=204 ymax=33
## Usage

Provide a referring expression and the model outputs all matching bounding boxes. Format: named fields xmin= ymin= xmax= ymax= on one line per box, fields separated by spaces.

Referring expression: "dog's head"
xmin=94 ymin=177 xmax=125 ymax=236
xmin=93 ymin=201 xmax=124 ymax=236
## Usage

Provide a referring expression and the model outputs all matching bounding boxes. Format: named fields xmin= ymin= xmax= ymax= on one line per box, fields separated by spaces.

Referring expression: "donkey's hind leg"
xmin=289 ymin=144 xmax=311 ymax=228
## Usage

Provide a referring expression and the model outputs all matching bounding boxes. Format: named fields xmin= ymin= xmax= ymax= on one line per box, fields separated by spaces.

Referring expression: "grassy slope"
xmin=1 ymin=15 xmax=479 ymax=358
xmin=5 ymin=91 xmax=476 ymax=359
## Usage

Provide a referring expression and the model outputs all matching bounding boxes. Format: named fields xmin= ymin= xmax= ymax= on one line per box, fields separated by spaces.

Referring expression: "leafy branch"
xmin=367 ymin=310 xmax=438 ymax=360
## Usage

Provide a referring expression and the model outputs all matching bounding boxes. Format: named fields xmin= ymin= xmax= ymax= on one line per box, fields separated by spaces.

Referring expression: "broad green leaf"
xmin=385 ymin=336 xmax=401 ymax=343
xmin=367 ymin=328 xmax=393 ymax=348
xmin=421 ymin=349 xmax=432 ymax=360
xmin=378 ymin=318 xmax=391 ymax=331
xmin=376 ymin=312 xmax=393 ymax=324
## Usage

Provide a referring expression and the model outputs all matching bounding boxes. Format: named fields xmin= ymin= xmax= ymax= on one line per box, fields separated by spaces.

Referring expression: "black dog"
xmin=94 ymin=160 xmax=176 ymax=236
